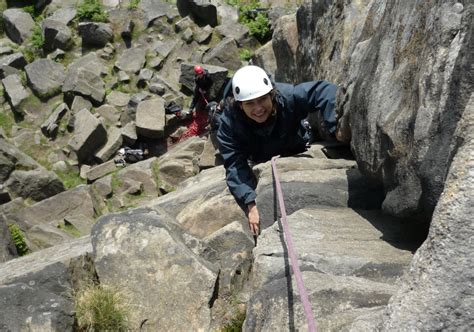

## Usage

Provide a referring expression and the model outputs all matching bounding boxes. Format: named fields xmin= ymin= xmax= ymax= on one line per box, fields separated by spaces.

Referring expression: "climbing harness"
xmin=271 ymin=155 xmax=317 ymax=332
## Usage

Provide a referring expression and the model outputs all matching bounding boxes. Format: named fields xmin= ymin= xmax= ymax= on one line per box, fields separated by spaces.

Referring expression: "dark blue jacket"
xmin=216 ymin=81 xmax=337 ymax=208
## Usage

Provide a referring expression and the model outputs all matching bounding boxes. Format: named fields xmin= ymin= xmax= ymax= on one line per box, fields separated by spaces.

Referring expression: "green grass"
xmin=221 ymin=310 xmax=246 ymax=332
xmin=111 ymin=173 xmax=124 ymax=192
xmin=7 ymin=224 xmax=30 ymax=256
xmin=58 ymin=222 xmax=82 ymax=237
xmin=239 ymin=48 xmax=252 ymax=61
xmin=77 ymin=0 xmax=108 ymax=22
xmin=151 ymin=160 xmax=175 ymax=193
xmin=0 ymin=110 xmax=14 ymax=136
xmin=128 ymin=0 xmax=140 ymax=10
xmin=75 ymin=283 xmax=130 ymax=331
xmin=56 ymin=169 xmax=86 ymax=189
xmin=28 ymin=24 xmax=45 ymax=59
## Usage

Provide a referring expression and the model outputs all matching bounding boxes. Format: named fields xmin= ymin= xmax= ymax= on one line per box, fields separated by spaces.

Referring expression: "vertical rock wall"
xmin=295 ymin=0 xmax=472 ymax=220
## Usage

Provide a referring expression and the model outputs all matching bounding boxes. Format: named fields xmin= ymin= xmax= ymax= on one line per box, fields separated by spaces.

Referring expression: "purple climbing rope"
xmin=271 ymin=155 xmax=317 ymax=332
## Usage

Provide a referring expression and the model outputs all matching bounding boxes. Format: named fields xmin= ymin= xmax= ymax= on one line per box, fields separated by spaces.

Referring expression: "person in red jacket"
xmin=177 ymin=65 xmax=214 ymax=142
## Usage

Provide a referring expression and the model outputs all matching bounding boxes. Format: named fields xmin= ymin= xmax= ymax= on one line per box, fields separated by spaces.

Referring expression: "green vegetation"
xmin=221 ymin=310 xmax=246 ymax=332
xmin=128 ymin=0 xmax=140 ymax=10
xmin=111 ymin=173 xmax=124 ymax=192
xmin=151 ymin=160 xmax=175 ymax=194
xmin=22 ymin=5 xmax=44 ymax=22
xmin=77 ymin=0 xmax=108 ymax=22
xmin=58 ymin=222 xmax=82 ymax=238
xmin=0 ymin=109 xmax=14 ymax=136
xmin=7 ymin=224 xmax=30 ymax=256
xmin=30 ymin=24 xmax=45 ymax=50
xmin=0 ymin=0 xmax=4 ymax=36
xmin=23 ymin=25 xmax=45 ymax=63
xmin=75 ymin=283 xmax=130 ymax=331
xmin=226 ymin=1 xmax=272 ymax=43
xmin=239 ymin=48 xmax=252 ymax=61
xmin=56 ymin=169 xmax=86 ymax=189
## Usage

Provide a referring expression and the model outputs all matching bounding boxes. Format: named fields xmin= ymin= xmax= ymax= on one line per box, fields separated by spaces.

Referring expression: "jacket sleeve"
xmin=292 ymin=81 xmax=337 ymax=134
xmin=217 ymin=118 xmax=257 ymax=208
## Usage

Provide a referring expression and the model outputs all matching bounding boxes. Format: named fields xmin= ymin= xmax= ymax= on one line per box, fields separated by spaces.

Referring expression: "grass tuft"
xmin=75 ymin=283 xmax=130 ymax=331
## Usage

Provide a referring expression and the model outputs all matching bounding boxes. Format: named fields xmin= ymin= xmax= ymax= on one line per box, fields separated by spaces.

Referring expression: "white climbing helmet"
xmin=232 ymin=65 xmax=273 ymax=101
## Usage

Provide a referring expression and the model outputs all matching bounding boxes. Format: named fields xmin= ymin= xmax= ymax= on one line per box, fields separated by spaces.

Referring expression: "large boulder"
xmin=254 ymin=156 xmax=383 ymax=229
xmin=177 ymin=0 xmax=218 ymax=27
xmin=77 ymin=22 xmax=113 ymax=48
xmin=47 ymin=7 xmax=77 ymax=25
xmin=1 ymin=73 xmax=30 ymax=109
xmin=40 ymin=102 xmax=69 ymax=138
xmin=25 ymin=59 xmax=66 ymax=99
xmin=251 ymin=40 xmax=277 ymax=79
xmin=67 ymin=109 xmax=107 ymax=163
xmin=91 ymin=207 xmax=218 ymax=330
xmin=94 ymin=126 xmax=123 ymax=163
xmin=296 ymin=1 xmax=472 ymax=220
xmin=202 ymin=37 xmax=242 ymax=72
xmin=245 ymin=207 xmax=416 ymax=330
xmin=4 ymin=168 xmax=65 ymax=202
xmin=272 ymin=14 xmax=298 ymax=83
xmin=135 ymin=97 xmax=166 ymax=138
xmin=0 ymin=52 xmax=27 ymax=70
xmin=2 ymin=9 xmax=35 ymax=44
xmin=62 ymin=53 xmax=107 ymax=104
xmin=0 ymin=236 xmax=93 ymax=331
xmin=42 ymin=19 xmax=73 ymax=52
xmin=382 ymin=95 xmax=474 ymax=330
xmin=155 ymin=136 xmax=205 ymax=188
xmin=139 ymin=0 xmax=175 ymax=27
xmin=114 ymin=47 xmax=146 ymax=74
xmin=0 ymin=138 xmax=39 ymax=182
xmin=6 ymin=185 xmax=95 ymax=251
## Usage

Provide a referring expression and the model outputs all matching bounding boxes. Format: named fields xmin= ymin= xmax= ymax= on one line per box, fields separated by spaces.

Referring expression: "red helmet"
xmin=194 ymin=65 xmax=204 ymax=75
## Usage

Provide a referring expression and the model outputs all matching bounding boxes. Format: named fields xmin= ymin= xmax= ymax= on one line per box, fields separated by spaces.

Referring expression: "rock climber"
xmin=217 ymin=65 xmax=349 ymax=235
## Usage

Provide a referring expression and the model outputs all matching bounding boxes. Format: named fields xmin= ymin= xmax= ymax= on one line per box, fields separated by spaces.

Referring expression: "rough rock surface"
xmin=92 ymin=207 xmax=218 ymax=330
xmin=382 ymin=93 xmax=474 ymax=331
xmin=295 ymin=0 xmax=472 ymax=221
xmin=0 ymin=237 xmax=92 ymax=332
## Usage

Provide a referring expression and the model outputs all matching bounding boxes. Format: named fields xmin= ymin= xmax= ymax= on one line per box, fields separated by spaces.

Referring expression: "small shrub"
xmin=245 ymin=13 xmax=271 ymax=42
xmin=22 ymin=24 xmax=44 ymax=62
xmin=7 ymin=224 xmax=30 ymax=256
xmin=75 ymin=284 xmax=130 ymax=331
xmin=228 ymin=1 xmax=272 ymax=43
xmin=221 ymin=310 xmax=246 ymax=332
xmin=128 ymin=0 xmax=140 ymax=10
xmin=30 ymin=25 xmax=45 ymax=50
xmin=77 ymin=0 xmax=108 ymax=23
xmin=22 ymin=5 xmax=44 ymax=22
xmin=22 ymin=5 xmax=36 ymax=17
xmin=239 ymin=48 xmax=252 ymax=61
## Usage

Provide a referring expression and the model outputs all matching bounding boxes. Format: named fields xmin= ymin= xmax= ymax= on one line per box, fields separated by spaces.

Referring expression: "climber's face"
xmin=240 ymin=93 xmax=273 ymax=123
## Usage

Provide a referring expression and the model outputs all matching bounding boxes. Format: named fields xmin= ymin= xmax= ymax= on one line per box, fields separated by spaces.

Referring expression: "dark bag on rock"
xmin=165 ymin=101 xmax=182 ymax=115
